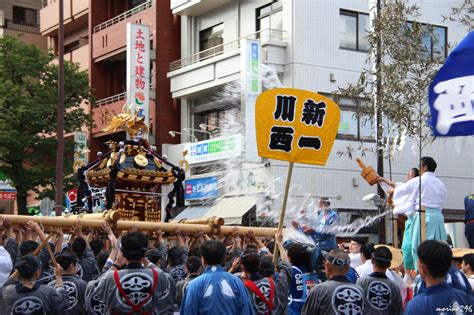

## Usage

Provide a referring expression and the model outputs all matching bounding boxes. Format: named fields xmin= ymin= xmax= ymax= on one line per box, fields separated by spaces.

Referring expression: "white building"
xmin=164 ymin=0 xmax=474 ymax=242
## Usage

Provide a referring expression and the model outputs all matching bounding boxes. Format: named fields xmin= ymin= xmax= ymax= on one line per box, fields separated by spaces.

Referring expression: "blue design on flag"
xmin=428 ymin=31 xmax=474 ymax=137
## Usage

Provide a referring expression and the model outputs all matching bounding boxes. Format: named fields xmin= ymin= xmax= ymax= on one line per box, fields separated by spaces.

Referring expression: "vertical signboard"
xmin=241 ymin=38 xmax=262 ymax=162
xmin=127 ymin=23 xmax=150 ymax=125
xmin=74 ymin=131 xmax=88 ymax=165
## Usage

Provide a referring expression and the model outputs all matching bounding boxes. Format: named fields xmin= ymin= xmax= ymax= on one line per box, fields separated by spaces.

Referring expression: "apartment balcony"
xmin=51 ymin=44 xmax=89 ymax=73
xmin=91 ymin=1 xmax=155 ymax=62
xmin=170 ymin=0 xmax=232 ymax=16
xmin=92 ymin=93 xmax=127 ymax=134
xmin=40 ymin=0 xmax=88 ymax=36
xmin=92 ymin=87 xmax=156 ymax=135
xmin=67 ymin=44 xmax=89 ymax=71
xmin=167 ymin=29 xmax=286 ymax=98
xmin=0 ymin=12 xmax=47 ymax=48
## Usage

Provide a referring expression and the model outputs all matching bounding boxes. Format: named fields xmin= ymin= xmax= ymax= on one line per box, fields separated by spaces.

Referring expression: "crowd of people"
xmin=0 ymin=216 xmax=473 ymax=315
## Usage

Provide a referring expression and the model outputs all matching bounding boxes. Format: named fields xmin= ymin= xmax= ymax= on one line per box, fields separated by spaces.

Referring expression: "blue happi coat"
xmin=405 ymin=282 xmax=474 ymax=315
xmin=180 ymin=265 xmax=255 ymax=315
xmin=288 ymin=265 xmax=319 ymax=315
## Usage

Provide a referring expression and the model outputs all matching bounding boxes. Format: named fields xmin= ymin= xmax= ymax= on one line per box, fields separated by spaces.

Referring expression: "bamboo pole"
xmin=392 ymin=214 xmax=398 ymax=248
xmin=420 ymin=206 xmax=427 ymax=242
xmin=273 ymin=162 xmax=294 ymax=264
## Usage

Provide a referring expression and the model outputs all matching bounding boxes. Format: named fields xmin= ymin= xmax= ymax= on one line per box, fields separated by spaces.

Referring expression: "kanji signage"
xmin=429 ymin=32 xmax=474 ymax=137
xmin=127 ymin=23 xmax=150 ymax=125
xmin=256 ymin=88 xmax=340 ymax=165
xmin=241 ymin=38 xmax=262 ymax=161
xmin=74 ymin=131 xmax=88 ymax=164
xmin=0 ymin=191 xmax=16 ymax=201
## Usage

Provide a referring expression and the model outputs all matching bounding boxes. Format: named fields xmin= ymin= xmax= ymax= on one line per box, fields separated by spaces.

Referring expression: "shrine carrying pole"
xmin=0 ymin=214 xmax=279 ymax=237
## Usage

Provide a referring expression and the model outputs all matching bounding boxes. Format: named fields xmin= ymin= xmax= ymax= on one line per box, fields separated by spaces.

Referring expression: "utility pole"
xmin=54 ymin=0 xmax=65 ymax=216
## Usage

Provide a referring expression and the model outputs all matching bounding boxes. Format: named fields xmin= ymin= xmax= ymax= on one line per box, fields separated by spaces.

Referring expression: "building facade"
xmin=32 ymin=0 xmax=181 ymax=213
xmin=87 ymin=0 xmax=181 ymax=156
xmin=0 ymin=0 xmax=46 ymax=48
xmin=0 ymin=0 xmax=47 ymax=214
xmin=164 ymin=0 xmax=473 ymax=242
xmin=40 ymin=0 xmax=181 ymax=156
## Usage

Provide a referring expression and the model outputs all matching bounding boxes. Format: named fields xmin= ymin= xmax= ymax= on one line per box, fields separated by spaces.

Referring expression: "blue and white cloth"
xmin=428 ymin=31 xmax=474 ymax=137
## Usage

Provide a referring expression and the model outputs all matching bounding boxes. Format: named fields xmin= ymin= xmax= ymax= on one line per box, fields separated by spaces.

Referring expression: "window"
xmin=64 ymin=40 xmax=80 ymax=54
xmin=256 ymin=1 xmax=283 ymax=38
xmin=339 ymin=110 xmax=359 ymax=138
xmin=340 ymin=10 xmax=369 ymax=52
xmin=192 ymin=108 xmax=239 ymax=141
xmin=199 ymin=23 xmax=224 ymax=60
xmin=322 ymin=95 xmax=375 ymax=141
xmin=407 ymin=21 xmax=447 ymax=59
xmin=13 ymin=6 xmax=37 ymax=26
xmin=432 ymin=26 xmax=447 ymax=58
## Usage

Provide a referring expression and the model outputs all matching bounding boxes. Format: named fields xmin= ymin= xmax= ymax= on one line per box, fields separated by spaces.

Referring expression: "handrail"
xmin=93 ymin=0 xmax=152 ymax=33
xmin=169 ymin=28 xmax=285 ymax=71
xmin=4 ymin=19 xmax=40 ymax=34
xmin=93 ymin=92 xmax=127 ymax=108
xmin=93 ymin=83 xmax=153 ymax=108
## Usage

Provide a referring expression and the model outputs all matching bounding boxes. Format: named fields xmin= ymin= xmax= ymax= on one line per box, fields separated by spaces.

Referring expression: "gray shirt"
xmin=301 ymin=276 xmax=365 ymax=315
xmin=90 ymin=264 xmax=176 ymax=315
xmin=356 ymin=273 xmax=403 ymax=315
xmin=176 ymin=274 xmax=199 ymax=307
xmin=274 ymin=261 xmax=291 ymax=315
xmin=48 ymin=274 xmax=88 ymax=315
xmin=1 ymin=282 xmax=69 ymax=315
xmin=85 ymin=280 xmax=106 ymax=315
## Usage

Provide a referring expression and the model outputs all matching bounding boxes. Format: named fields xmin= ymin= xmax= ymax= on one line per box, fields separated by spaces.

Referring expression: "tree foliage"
xmin=335 ymin=0 xmax=445 ymax=160
xmin=443 ymin=0 xmax=473 ymax=31
xmin=0 ymin=36 xmax=92 ymax=214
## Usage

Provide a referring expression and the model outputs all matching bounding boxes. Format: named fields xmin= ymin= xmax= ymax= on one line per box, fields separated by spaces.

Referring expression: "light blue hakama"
xmin=411 ymin=207 xmax=447 ymax=268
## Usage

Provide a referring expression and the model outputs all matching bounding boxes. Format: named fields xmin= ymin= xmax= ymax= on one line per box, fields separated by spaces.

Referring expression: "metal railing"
xmin=93 ymin=83 xmax=154 ymax=108
xmin=4 ymin=19 xmax=40 ymax=34
xmin=93 ymin=92 xmax=127 ymax=108
xmin=169 ymin=28 xmax=285 ymax=71
xmin=93 ymin=0 xmax=152 ymax=33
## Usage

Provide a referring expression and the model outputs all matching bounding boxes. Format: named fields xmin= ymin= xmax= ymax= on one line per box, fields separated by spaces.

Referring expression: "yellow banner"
xmin=256 ymin=88 xmax=340 ymax=165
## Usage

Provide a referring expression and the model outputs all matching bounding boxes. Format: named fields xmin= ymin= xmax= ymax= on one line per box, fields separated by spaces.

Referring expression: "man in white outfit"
xmin=392 ymin=156 xmax=447 ymax=270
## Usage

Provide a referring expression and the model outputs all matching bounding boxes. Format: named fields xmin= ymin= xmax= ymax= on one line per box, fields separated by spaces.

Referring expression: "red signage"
xmin=0 ymin=191 xmax=16 ymax=201
xmin=67 ymin=189 xmax=77 ymax=204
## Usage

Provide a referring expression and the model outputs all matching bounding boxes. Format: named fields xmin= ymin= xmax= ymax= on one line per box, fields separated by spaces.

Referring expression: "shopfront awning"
xmin=173 ymin=205 xmax=213 ymax=221
xmin=206 ymin=196 xmax=257 ymax=225
xmin=174 ymin=196 xmax=258 ymax=225
xmin=0 ymin=181 xmax=15 ymax=192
